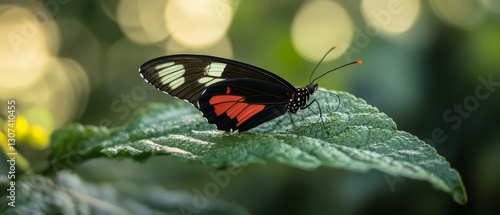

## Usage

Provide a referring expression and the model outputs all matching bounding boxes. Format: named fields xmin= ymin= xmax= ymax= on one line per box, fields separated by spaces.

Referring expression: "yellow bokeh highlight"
xmin=165 ymin=0 xmax=234 ymax=49
xmin=291 ymin=1 xmax=354 ymax=62
xmin=166 ymin=36 xmax=233 ymax=58
xmin=361 ymin=0 xmax=421 ymax=35
xmin=1 ymin=3 xmax=88 ymax=129
xmin=43 ymin=58 xmax=90 ymax=127
xmin=116 ymin=0 xmax=235 ymax=48
xmin=430 ymin=0 xmax=486 ymax=30
xmin=0 ymin=114 xmax=50 ymax=151
xmin=117 ymin=0 xmax=169 ymax=44
xmin=117 ymin=0 xmax=142 ymax=27
xmin=0 ymin=5 xmax=58 ymax=88
xmin=139 ymin=1 xmax=170 ymax=43
xmin=25 ymin=124 xmax=49 ymax=150
xmin=9 ymin=115 xmax=30 ymax=141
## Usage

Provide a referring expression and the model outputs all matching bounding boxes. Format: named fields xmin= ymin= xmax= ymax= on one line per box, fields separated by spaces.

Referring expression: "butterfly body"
xmin=139 ymin=55 xmax=317 ymax=132
xmin=287 ymin=85 xmax=317 ymax=114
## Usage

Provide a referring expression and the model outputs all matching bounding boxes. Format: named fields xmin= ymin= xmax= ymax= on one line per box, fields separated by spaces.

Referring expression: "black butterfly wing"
xmin=198 ymin=78 xmax=290 ymax=132
xmin=139 ymin=55 xmax=297 ymax=108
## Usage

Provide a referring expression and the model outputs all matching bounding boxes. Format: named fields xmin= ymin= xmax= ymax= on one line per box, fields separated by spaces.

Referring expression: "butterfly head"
xmin=306 ymin=83 xmax=318 ymax=95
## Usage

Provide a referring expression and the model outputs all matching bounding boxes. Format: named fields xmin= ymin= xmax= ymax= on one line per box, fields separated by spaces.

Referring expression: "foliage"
xmin=45 ymin=90 xmax=467 ymax=205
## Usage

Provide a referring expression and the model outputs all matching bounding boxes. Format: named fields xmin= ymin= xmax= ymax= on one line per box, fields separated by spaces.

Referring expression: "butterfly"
xmin=139 ymin=46 xmax=361 ymax=132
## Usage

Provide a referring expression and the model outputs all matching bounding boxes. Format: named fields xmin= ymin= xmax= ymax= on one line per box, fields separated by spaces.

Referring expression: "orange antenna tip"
xmin=355 ymin=60 xmax=362 ymax=64
xmin=332 ymin=46 xmax=337 ymax=50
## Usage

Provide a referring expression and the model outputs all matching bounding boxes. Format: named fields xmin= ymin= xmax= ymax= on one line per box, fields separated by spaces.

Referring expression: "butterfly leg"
xmin=306 ymin=103 xmax=319 ymax=115
xmin=303 ymin=99 xmax=323 ymax=120
xmin=288 ymin=112 xmax=301 ymax=137
xmin=304 ymin=99 xmax=330 ymax=135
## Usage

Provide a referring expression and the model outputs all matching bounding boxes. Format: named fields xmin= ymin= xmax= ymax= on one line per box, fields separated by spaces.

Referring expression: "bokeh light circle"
xmin=0 ymin=5 xmax=59 ymax=88
xmin=430 ymin=0 xmax=486 ymax=30
xmin=291 ymin=1 xmax=353 ymax=62
xmin=480 ymin=0 xmax=500 ymax=14
xmin=117 ymin=0 xmax=169 ymax=44
xmin=165 ymin=0 xmax=234 ymax=49
xmin=361 ymin=0 xmax=421 ymax=35
xmin=166 ymin=36 xmax=233 ymax=58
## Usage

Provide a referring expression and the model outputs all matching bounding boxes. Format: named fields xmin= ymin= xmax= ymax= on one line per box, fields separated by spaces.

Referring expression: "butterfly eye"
xmin=306 ymin=84 xmax=316 ymax=94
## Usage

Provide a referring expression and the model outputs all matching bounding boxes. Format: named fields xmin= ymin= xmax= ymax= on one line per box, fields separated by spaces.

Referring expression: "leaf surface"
xmin=46 ymin=90 xmax=467 ymax=204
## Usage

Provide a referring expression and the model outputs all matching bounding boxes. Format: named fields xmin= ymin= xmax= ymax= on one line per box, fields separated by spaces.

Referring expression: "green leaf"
xmin=0 ymin=172 xmax=250 ymax=215
xmin=46 ymin=90 xmax=467 ymax=205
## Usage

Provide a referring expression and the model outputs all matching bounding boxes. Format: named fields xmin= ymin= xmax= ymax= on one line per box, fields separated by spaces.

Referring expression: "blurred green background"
xmin=1 ymin=0 xmax=500 ymax=214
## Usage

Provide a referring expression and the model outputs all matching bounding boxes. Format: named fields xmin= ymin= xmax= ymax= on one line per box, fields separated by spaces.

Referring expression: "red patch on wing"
xmin=209 ymin=95 xmax=265 ymax=127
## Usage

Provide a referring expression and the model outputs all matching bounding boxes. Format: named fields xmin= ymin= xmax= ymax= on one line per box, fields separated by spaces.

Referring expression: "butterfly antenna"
xmin=311 ymin=60 xmax=362 ymax=84
xmin=309 ymin=46 xmax=337 ymax=83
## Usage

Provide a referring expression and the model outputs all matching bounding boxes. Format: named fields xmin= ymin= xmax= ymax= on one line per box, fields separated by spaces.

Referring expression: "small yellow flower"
xmin=27 ymin=124 xmax=49 ymax=149
xmin=8 ymin=115 xmax=30 ymax=142
xmin=2 ymin=115 xmax=50 ymax=150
